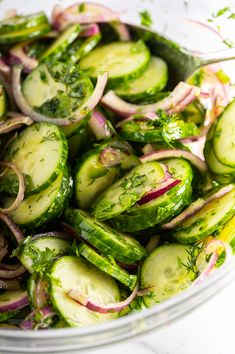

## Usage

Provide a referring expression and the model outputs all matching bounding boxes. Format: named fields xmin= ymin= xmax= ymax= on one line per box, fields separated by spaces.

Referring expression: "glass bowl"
xmin=1 ymin=0 xmax=235 ymax=352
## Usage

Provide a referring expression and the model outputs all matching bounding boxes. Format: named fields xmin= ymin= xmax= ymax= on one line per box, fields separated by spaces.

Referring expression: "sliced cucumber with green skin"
xmin=40 ymin=24 xmax=81 ymax=62
xmin=67 ymin=126 xmax=89 ymax=161
xmin=50 ymin=256 xmax=120 ymax=327
xmin=213 ymin=99 xmax=235 ymax=167
xmin=80 ymin=41 xmax=150 ymax=88
xmin=119 ymin=119 xmax=199 ymax=143
xmin=19 ymin=235 xmax=71 ymax=273
xmin=78 ymin=242 xmax=137 ymax=290
xmin=0 ymin=23 xmax=51 ymax=44
xmin=92 ymin=161 xmax=164 ymax=220
xmin=5 ymin=166 xmax=71 ymax=230
xmin=75 ymin=143 xmax=139 ymax=210
xmin=4 ymin=122 xmax=68 ymax=194
xmin=182 ymin=100 xmax=205 ymax=125
xmin=0 ymin=12 xmax=48 ymax=35
xmin=0 ymin=310 xmax=19 ymax=323
xmin=64 ymin=209 xmax=146 ymax=264
xmin=172 ymin=187 xmax=235 ymax=244
xmin=63 ymin=33 xmax=102 ymax=64
xmin=75 ymin=147 xmax=119 ymax=210
xmin=204 ymin=140 xmax=235 ymax=175
xmin=22 ymin=62 xmax=93 ymax=119
xmin=115 ymin=57 xmax=168 ymax=102
xmin=0 ymin=84 xmax=7 ymax=121
xmin=213 ymin=174 xmax=235 ymax=184
xmin=112 ymin=159 xmax=193 ymax=232
xmin=140 ymin=244 xmax=192 ymax=307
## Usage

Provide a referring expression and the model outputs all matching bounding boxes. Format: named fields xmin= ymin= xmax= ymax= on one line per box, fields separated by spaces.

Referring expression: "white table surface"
xmin=89 ymin=279 xmax=235 ymax=354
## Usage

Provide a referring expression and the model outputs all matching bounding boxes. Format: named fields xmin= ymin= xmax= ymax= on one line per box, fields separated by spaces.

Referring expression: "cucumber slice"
xmin=112 ymin=158 xmax=193 ymax=232
xmin=64 ymin=209 xmax=146 ymax=264
xmin=80 ymin=41 xmax=150 ymax=88
xmin=63 ymin=33 xmax=102 ymax=64
xmin=0 ymin=84 xmax=7 ymax=121
xmin=115 ymin=57 xmax=168 ymax=102
xmin=182 ymin=100 xmax=205 ymax=125
xmin=0 ymin=310 xmax=19 ymax=323
xmin=0 ymin=22 xmax=51 ymax=44
xmin=140 ymin=244 xmax=192 ymax=306
xmin=204 ymin=140 xmax=235 ymax=175
xmin=4 ymin=122 xmax=68 ymax=194
xmin=213 ymin=174 xmax=235 ymax=184
xmin=119 ymin=119 xmax=199 ymax=143
xmin=50 ymin=256 xmax=120 ymax=327
xmin=40 ymin=24 xmax=81 ymax=62
xmin=0 ymin=12 xmax=48 ymax=35
xmin=172 ymin=187 xmax=235 ymax=244
xmin=5 ymin=166 xmax=71 ymax=229
xmin=213 ymin=99 xmax=235 ymax=167
xmin=92 ymin=161 xmax=164 ymax=220
xmin=75 ymin=142 xmax=138 ymax=210
xmin=22 ymin=62 xmax=93 ymax=119
xmin=19 ymin=235 xmax=71 ymax=273
xmin=78 ymin=242 xmax=137 ymax=290
xmin=75 ymin=147 xmax=119 ymax=210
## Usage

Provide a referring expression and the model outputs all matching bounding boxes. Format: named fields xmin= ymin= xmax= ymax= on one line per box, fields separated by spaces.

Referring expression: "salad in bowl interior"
xmin=0 ymin=0 xmax=235 ymax=331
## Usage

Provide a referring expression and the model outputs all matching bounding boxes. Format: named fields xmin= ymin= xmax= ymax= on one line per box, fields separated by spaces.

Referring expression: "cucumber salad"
xmin=0 ymin=2 xmax=234 ymax=330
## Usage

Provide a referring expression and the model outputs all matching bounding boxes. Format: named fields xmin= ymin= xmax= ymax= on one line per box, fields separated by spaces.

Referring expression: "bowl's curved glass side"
xmin=1 ymin=260 xmax=235 ymax=353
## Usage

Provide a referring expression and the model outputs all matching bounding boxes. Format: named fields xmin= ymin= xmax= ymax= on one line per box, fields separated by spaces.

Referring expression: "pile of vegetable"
xmin=0 ymin=2 xmax=234 ymax=330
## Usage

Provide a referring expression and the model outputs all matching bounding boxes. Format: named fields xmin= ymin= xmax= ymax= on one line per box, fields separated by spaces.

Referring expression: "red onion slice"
xmin=0 ymin=264 xmax=26 ymax=279
xmin=55 ymin=2 xmax=121 ymax=29
xmin=100 ymin=147 xmax=122 ymax=168
xmin=21 ymin=306 xmax=56 ymax=330
xmin=12 ymin=65 xmax=108 ymax=126
xmin=140 ymin=149 xmax=207 ymax=175
xmin=0 ymin=213 xmax=24 ymax=243
xmin=9 ymin=42 xmax=38 ymax=72
xmin=0 ymin=161 xmax=25 ymax=213
xmin=68 ymin=283 xmax=139 ymax=314
xmin=0 ymin=115 xmax=33 ymax=134
xmin=162 ymin=184 xmax=234 ymax=230
xmin=0 ymin=290 xmax=28 ymax=312
xmin=88 ymin=110 xmax=112 ymax=140
xmin=138 ymin=179 xmax=181 ymax=205
xmin=193 ymin=239 xmax=233 ymax=286
xmin=101 ymin=82 xmax=200 ymax=117
xmin=116 ymin=112 xmax=159 ymax=128
xmin=79 ymin=23 xmax=100 ymax=37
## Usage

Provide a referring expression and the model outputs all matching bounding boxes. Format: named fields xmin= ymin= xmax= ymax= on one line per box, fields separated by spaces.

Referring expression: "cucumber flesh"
xmin=119 ymin=119 xmax=199 ymax=143
xmin=19 ymin=235 xmax=70 ymax=273
xmin=4 ymin=122 xmax=68 ymax=194
xmin=213 ymin=99 xmax=235 ymax=167
xmin=0 ymin=23 xmax=50 ymax=44
xmin=172 ymin=187 xmax=235 ymax=244
xmin=115 ymin=56 xmax=168 ymax=102
xmin=5 ymin=166 xmax=71 ymax=229
xmin=92 ymin=161 xmax=164 ymax=220
xmin=22 ymin=62 xmax=93 ymax=119
xmin=75 ymin=147 xmax=118 ymax=210
xmin=50 ymin=256 xmax=120 ymax=327
xmin=0 ymin=12 xmax=48 ymax=35
xmin=204 ymin=140 xmax=235 ymax=175
xmin=140 ymin=244 xmax=192 ymax=307
xmin=80 ymin=41 xmax=150 ymax=88
xmin=112 ymin=158 xmax=193 ymax=232
xmin=63 ymin=208 xmax=146 ymax=264
xmin=0 ymin=84 xmax=7 ymax=121
xmin=63 ymin=33 xmax=102 ymax=64
xmin=40 ymin=24 xmax=81 ymax=62
xmin=78 ymin=242 xmax=137 ymax=290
